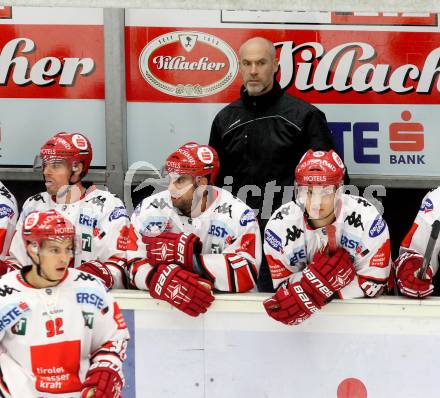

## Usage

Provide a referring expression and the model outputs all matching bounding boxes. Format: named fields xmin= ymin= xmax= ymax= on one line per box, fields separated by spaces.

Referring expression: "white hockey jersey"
xmin=400 ymin=187 xmax=440 ymax=275
xmin=129 ymin=187 xmax=262 ymax=292
xmin=8 ymin=186 xmax=130 ymax=288
xmin=264 ymin=194 xmax=391 ymax=298
xmin=0 ymin=268 xmax=129 ymax=398
xmin=0 ymin=182 xmax=18 ymax=260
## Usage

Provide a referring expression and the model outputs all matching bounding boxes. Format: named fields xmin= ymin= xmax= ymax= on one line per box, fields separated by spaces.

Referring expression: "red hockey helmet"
xmin=39 ymin=132 xmax=93 ymax=176
xmin=22 ymin=210 xmax=75 ymax=246
xmin=165 ymin=142 xmax=220 ymax=184
xmin=295 ymin=150 xmax=345 ymax=186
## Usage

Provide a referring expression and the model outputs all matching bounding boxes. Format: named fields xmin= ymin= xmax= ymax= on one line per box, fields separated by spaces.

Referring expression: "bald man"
xmin=209 ymin=37 xmax=336 ymax=292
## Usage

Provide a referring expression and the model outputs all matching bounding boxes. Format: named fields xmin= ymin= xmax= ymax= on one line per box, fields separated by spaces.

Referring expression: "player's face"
xmin=239 ymin=40 xmax=278 ymax=96
xmin=42 ymin=159 xmax=72 ymax=196
xmin=296 ymin=185 xmax=337 ymax=221
xmin=38 ymin=239 xmax=74 ymax=282
xmin=167 ymin=174 xmax=197 ymax=214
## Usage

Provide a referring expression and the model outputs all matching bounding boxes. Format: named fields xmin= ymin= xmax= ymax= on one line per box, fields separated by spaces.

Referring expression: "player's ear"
xmin=72 ymin=161 xmax=84 ymax=177
xmin=26 ymin=242 xmax=39 ymax=263
xmin=198 ymin=176 xmax=209 ymax=187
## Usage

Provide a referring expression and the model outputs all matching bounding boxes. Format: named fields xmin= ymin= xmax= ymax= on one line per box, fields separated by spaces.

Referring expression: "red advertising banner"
xmin=330 ymin=12 xmax=437 ymax=26
xmin=0 ymin=25 xmax=104 ymax=99
xmin=126 ymin=26 xmax=440 ymax=104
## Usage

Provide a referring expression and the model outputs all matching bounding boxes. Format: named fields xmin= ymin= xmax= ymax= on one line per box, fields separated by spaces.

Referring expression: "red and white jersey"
xmin=0 ymin=268 xmax=129 ymax=398
xmin=264 ymin=194 xmax=391 ymax=298
xmin=0 ymin=182 xmax=18 ymax=260
xmin=8 ymin=186 xmax=130 ymax=288
xmin=129 ymin=187 xmax=261 ymax=292
xmin=400 ymin=187 xmax=440 ymax=275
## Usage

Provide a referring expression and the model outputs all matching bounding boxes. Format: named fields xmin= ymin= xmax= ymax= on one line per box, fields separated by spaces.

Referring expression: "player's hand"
xmin=311 ymin=248 xmax=355 ymax=291
xmin=395 ymin=251 xmax=434 ymax=298
xmin=263 ymin=281 xmax=321 ymax=326
xmin=81 ymin=362 xmax=123 ymax=398
xmin=148 ymin=264 xmax=214 ymax=317
xmin=144 ymin=232 xmax=202 ymax=271
xmin=77 ymin=261 xmax=114 ymax=290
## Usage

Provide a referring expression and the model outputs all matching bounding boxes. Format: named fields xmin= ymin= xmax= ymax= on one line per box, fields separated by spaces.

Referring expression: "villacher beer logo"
xmin=139 ymin=31 xmax=238 ymax=98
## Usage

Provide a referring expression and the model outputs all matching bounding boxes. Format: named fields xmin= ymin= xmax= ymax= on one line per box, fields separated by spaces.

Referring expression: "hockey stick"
xmin=417 ymin=219 xmax=440 ymax=279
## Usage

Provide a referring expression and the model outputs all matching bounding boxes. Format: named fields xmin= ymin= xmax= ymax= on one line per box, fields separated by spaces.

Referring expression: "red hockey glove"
xmin=0 ymin=261 xmax=18 ymax=278
xmin=148 ymin=264 xmax=214 ymax=317
xmin=144 ymin=232 xmax=202 ymax=272
xmin=81 ymin=362 xmax=123 ymax=398
xmin=395 ymin=251 xmax=434 ymax=298
xmin=77 ymin=261 xmax=114 ymax=290
xmin=302 ymin=248 xmax=356 ymax=304
xmin=263 ymin=281 xmax=322 ymax=326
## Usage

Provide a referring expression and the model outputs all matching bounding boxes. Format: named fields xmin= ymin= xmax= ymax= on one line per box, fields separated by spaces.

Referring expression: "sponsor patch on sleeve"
xmin=368 ymin=215 xmax=386 ymax=238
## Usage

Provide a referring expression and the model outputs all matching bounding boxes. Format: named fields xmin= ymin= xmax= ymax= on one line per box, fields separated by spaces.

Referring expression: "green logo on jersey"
xmin=11 ymin=318 xmax=27 ymax=335
xmin=82 ymin=233 xmax=92 ymax=252
xmin=82 ymin=311 xmax=94 ymax=329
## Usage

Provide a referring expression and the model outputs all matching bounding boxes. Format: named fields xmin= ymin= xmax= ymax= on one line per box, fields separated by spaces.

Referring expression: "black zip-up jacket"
xmin=209 ymin=81 xmax=335 ymax=218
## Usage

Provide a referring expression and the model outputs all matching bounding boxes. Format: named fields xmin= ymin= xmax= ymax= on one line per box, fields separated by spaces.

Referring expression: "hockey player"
xmin=128 ymin=142 xmax=261 ymax=317
xmin=0 ymin=210 xmax=128 ymax=398
xmin=263 ymin=150 xmax=391 ymax=326
xmin=6 ymin=132 xmax=130 ymax=289
xmin=394 ymin=188 xmax=440 ymax=298
xmin=0 ymin=181 xmax=18 ymax=271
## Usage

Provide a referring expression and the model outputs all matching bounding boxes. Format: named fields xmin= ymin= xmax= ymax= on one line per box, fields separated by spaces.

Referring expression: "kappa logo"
xmin=75 ymin=272 xmax=97 ymax=282
xmin=139 ymin=30 xmax=238 ymax=98
xmin=274 ymin=207 xmax=290 ymax=221
xmin=147 ymin=198 xmax=172 ymax=210
xmin=86 ymin=196 xmax=106 ymax=212
xmin=0 ymin=186 xmax=12 ymax=200
xmin=345 ymin=211 xmax=364 ymax=230
xmin=0 ymin=285 xmax=19 ymax=297
xmin=357 ymin=198 xmax=372 ymax=207
xmin=214 ymin=203 xmax=232 ymax=218
xmin=285 ymin=225 xmax=304 ymax=246
xmin=30 ymin=193 xmax=46 ymax=203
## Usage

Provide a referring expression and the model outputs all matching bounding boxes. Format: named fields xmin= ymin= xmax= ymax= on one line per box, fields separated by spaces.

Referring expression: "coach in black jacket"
xmin=209 ymin=37 xmax=335 ymax=291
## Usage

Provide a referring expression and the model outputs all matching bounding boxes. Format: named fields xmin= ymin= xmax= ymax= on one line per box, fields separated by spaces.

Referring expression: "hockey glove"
xmin=148 ymin=264 xmax=214 ymax=317
xmin=81 ymin=362 xmax=123 ymax=398
xmin=301 ymin=248 xmax=355 ymax=304
xmin=395 ymin=251 xmax=434 ymax=298
xmin=77 ymin=261 xmax=114 ymax=290
xmin=144 ymin=232 xmax=202 ymax=272
xmin=263 ymin=281 xmax=322 ymax=326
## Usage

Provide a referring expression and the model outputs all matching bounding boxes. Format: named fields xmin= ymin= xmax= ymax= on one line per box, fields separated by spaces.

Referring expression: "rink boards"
xmin=116 ymin=291 xmax=440 ymax=398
